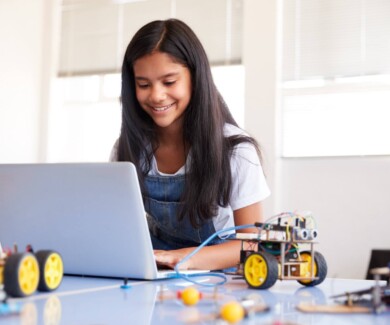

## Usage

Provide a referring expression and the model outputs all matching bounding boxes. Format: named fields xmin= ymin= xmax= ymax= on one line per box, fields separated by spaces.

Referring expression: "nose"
xmin=149 ymin=84 xmax=167 ymax=103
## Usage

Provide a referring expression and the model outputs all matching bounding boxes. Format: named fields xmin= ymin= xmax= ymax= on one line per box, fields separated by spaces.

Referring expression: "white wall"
xmin=242 ymin=0 xmax=281 ymax=218
xmin=281 ymin=157 xmax=390 ymax=279
xmin=0 ymin=0 xmax=42 ymax=162
xmin=243 ymin=0 xmax=390 ymax=279
xmin=0 ymin=0 xmax=60 ymax=163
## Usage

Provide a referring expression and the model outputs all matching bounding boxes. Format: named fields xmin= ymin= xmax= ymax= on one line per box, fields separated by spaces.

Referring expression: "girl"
xmin=110 ymin=19 xmax=270 ymax=271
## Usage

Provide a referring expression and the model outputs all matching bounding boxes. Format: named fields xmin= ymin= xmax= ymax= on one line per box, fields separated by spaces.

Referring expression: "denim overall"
xmin=143 ymin=174 xmax=225 ymax=250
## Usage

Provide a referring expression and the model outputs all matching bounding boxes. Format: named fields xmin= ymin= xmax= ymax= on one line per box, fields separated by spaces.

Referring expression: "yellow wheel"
xmin=244 ymin=252 xmax=278 ymax=289
xmin=298 ymin=251 xmax=327 ymax=286
xmin=36 ymin=250 xmax=64 ymax=291
xmin=3 ymin=253 xmax=40 ymax=297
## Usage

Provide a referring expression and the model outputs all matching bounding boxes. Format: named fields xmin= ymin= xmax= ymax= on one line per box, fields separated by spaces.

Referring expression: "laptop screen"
xmin=0 ymin=162 xmax=160 ymax=280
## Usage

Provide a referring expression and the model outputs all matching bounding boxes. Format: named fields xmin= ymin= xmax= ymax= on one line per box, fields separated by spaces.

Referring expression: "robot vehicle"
xmin=229 ymin=212 xmax=327 ymax=289
xmin=0 ymin=243 xmax=63 ymax=298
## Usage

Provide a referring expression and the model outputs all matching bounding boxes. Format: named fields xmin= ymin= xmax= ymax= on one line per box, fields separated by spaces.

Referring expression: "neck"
xmin=156 ymin=122 xmax=184 ymax=147
xmin=154 ymin=124 xmax=189 ymax=174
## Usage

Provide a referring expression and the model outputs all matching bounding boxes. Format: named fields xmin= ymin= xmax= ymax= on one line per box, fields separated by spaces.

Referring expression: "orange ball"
xmin=220 ymin=301 xmax=245 ymax=324
xmin=179 ymin=287 xmax=201 ymax=306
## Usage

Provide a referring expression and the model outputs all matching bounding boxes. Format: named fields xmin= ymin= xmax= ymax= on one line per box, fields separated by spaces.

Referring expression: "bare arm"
xmin=154 ymin=201 xmax=265 ymax=270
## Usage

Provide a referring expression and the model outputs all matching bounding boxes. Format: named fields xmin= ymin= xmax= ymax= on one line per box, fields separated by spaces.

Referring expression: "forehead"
xmin=133 ymin=52 xmax=188 ymax=78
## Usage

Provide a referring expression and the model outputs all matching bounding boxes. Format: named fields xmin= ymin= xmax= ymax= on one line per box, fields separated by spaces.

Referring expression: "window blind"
xmin=283 ymin=0 xmax=390 ymax=81
xmin=59 ymin=0 xmax=243 ymax=75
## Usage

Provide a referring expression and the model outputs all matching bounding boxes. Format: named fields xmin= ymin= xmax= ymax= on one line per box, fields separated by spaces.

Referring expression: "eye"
xmin=137 ymin=83 xmax=149 ymax=89
xmin=164 ymin=80 xmax=176 ymax=86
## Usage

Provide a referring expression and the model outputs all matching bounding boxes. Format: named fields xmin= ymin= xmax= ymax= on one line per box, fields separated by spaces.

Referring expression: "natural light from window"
xmin=282 ymin=76 xmax=390 ymax=157
xmin=281 ymin=0 xmax=390 ymax=157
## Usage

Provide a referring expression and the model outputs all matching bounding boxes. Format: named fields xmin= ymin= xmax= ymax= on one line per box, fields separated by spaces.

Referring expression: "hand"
xmin=154 ymin=248 xmax=192 ymax=270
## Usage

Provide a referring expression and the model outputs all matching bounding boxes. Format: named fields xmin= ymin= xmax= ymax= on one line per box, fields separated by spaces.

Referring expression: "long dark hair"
xmin=117 ymin=19 xmax=262 ymax=227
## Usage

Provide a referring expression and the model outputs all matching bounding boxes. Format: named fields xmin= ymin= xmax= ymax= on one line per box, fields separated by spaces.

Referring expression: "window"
xmin=47 ymin=75 xmax=122 ymax=162
xmin=282 ymin=0 xmax=390 ymax=157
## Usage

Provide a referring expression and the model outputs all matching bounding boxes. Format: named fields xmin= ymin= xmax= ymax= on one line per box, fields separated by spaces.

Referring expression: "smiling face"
xmin=133 ymin=51 xmax=192 ymax=132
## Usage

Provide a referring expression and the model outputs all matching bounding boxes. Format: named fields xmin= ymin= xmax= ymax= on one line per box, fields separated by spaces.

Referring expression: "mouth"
xmin=151 ymin=102 xmax=175 ymax=112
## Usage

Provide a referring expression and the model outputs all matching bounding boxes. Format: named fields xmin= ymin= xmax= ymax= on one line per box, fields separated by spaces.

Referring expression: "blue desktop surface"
xmin=1 ymin=276 xmax=389 ymax=324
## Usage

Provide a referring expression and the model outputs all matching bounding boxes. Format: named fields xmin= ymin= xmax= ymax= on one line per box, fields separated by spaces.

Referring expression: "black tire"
xmin=3 ymin=253 xmax=39 ymax=297
xmin=298 ymin=251 xmax=327 ymax=287
xmin=244 ymin=251 xmax=279 ymax=289
xmin=35 ymin=250 xmax=64 ymax=292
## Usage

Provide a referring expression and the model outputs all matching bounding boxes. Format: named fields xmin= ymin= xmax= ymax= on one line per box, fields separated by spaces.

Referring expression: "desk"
xmin=1 ymin=276 xmax=389 ymax=324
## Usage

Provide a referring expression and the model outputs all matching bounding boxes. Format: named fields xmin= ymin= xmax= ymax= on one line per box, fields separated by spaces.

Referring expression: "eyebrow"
xmin=135 ymin=72 xmax=180 ymax=81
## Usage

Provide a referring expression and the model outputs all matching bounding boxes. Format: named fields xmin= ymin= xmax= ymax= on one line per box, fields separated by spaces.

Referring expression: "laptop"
xmin=0 ymin=162 xmax=198 ymax=280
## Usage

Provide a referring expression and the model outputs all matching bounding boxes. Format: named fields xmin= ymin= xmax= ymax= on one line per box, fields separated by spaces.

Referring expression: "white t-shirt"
xmin=109 ymin=123 xmax=270 ymax=235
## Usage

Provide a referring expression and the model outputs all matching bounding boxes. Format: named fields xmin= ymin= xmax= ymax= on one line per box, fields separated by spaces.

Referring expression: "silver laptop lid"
xmin=0 ymin=162 xmax=159 ymax=280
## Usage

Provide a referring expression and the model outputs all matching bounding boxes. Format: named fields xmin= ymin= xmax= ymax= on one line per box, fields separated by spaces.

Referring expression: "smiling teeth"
xmin=153 ymin=103 xmax=174 ymax=111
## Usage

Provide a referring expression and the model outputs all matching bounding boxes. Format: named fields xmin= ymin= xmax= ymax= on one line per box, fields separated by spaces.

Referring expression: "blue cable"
xmin=173 ymin=223 xmax=257 ymax=287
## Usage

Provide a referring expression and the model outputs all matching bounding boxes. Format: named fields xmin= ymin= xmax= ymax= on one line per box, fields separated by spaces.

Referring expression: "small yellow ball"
xmin=180 ymin=287 xmax=201 ymax=306
xmin=220 ymin=301 xmax=245 ymax=324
